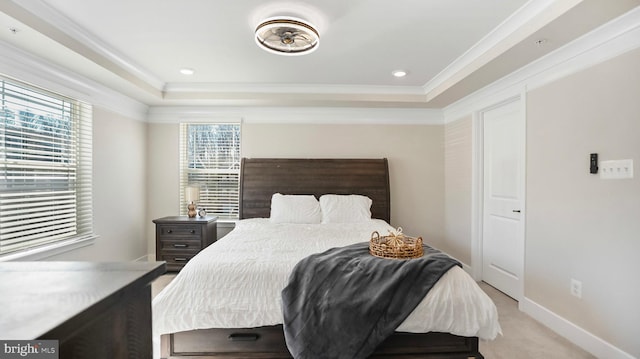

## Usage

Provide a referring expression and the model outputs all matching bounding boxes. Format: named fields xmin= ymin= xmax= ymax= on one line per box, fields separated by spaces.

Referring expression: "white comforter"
xmin=152 ymin=218 xmax=501 ymax=341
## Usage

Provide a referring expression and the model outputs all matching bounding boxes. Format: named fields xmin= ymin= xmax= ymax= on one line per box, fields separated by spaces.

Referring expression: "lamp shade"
xmin=185 ymin=185 xmax=200 ymax=203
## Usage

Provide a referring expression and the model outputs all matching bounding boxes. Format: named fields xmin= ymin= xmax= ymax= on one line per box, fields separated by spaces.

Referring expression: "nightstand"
xmin=153 ymin=216 xmax=217 ymax=272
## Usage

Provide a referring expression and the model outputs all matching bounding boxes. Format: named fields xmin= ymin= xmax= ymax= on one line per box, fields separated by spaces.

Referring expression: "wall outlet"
xmin=570 ymin=279 xmax=582 ymax=299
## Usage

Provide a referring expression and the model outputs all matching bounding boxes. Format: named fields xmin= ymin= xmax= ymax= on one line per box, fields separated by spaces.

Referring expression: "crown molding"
xmin=161 ymin=83 xmax=430 ymax=107
xmin=5 ymin=0 xmax=632 ymax=111
xmin=163 ymin=82 xmax=426 ymax=95
xmin=443 ymin=5 xmax=640 ymax=123
xmin=147 ymin=106 xmax=443 ymax=125
xmin=2 ymin=0 xmax=438 ymax=104
xmin=423 ymin=0 xmax=583 ymax=101
xmin=0 ymin=40 xmax=148 ymax=121
xmin=5 ymin=0 xmax=165 ymax=93
xmin=4 ymin=0 xmax=567 ymax=107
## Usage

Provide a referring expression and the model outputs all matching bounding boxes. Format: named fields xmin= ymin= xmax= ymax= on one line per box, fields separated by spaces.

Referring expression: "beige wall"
xmin=146 ymin=122 xmax=445 ymax=253
xmin=443 ymin=116 xmax=473 ymax=264
xmin=243 ymin=123 xmax=445 ymax=245
xmin=440 ymin=48 xmax=640 ymax=356
xmin=145 ymin=123 xmax=181 ymax=256
xmin=526 ymin=48 xmax=640 ymax=357
xmin=46 ymin=107 xmax=149 ymax=261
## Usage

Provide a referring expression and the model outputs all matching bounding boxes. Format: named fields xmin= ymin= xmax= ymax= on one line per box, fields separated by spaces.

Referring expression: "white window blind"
xmin=0 ymin=76 xmax=93 ymax=256
xmin=179 ymin=123 xmax=241 ymax=220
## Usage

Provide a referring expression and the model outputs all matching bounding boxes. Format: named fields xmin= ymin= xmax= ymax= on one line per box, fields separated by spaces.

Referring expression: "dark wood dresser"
xmin=0 ymin=261 xmax=166 ymax=359
xmin=153 ymin=216 xmax=217 ymax=272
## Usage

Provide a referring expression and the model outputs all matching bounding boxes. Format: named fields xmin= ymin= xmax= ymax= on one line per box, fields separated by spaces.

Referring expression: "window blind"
xmin=179 ymin=123 xmax=240 ymax=220
xmin=0 ymin=76 xmax=93 ymax=256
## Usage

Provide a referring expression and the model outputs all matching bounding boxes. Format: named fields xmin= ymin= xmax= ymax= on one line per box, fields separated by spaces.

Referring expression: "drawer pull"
xmin=167 ymin=229 xmax=173 ymax=234
xmin=190 ymin=229 xmax=196 ymax=234
xmin=174 ymin=257 xmax=188 ymax=262
xmin=228 ymin=333 xmax=260 ymax=342
xmin=172 ymin=244 xmax=188 ymax=248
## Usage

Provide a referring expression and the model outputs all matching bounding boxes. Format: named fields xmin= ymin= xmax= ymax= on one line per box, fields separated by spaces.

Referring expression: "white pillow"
xmin=319 ymin=194 xmax=373 ymax=223
xmin=269 ymin=193 xmax=322 ymax=224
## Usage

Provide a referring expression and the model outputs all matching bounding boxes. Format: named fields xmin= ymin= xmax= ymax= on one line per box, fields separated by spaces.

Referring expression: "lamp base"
xmin=187 ymin=202 xmax=197 ymax=218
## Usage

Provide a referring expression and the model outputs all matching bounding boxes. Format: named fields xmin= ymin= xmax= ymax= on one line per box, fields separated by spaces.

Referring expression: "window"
xmin=179 ymin=123 xmax=241 ymax=220
xmin=0 ymin=76 xmax=93 ymax=256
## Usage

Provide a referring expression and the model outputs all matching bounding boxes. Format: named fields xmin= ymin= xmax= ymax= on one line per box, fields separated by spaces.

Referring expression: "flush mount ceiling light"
xmin=255 ymin=17 xmax=319 ymax=56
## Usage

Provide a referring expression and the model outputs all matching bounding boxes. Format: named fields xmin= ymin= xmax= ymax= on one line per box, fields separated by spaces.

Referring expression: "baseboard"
xmin=134 ymin=254 xmax=152 ymax=262
xmin=520 ymin=297 xmax=636 ymax=359
xmin=460 ymin=262 xmax=472 ymax=276
xmin=436 ymin=249 xmax=473 ymax=276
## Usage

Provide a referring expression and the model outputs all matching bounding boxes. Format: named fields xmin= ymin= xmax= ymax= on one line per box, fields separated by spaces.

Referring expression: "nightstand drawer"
xmin=157 ymin=224 xmax=201 ymax=238
xmin=160 ymin=254 xmax=198 ymax=271
xmin=153 ymin=216 xmax=218 ymax=272
xmin=159 ymin=239 xmax=203 ymax=251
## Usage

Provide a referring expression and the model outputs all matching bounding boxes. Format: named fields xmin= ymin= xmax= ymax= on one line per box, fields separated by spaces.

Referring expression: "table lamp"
xmin=185 ymin=185 xmax=200 ymax=218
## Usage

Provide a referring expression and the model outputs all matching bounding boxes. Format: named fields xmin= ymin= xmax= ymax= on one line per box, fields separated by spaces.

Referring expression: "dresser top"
xmin=0 ymin=261 xmax=166 ymax=339
xmin=153 ymin=215 xmax=218 ymax=224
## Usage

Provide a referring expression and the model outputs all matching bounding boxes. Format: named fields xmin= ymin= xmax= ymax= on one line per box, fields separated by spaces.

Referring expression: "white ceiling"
xmin=0 ymin=0 xmax=638 ymax=108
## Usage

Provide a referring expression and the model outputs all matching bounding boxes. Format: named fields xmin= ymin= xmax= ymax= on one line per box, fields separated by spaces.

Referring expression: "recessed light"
xmin=180 ymin=68 xmax=195 ymax=75
xmin=392 ymin=70 xmax=407 ymax=78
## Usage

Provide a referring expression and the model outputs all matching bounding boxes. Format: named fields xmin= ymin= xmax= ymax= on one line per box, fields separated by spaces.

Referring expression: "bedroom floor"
xmin=478 ymin=283 xmax=595 ymax=359
xmin=151 ymin=275 xmax=595 ymax=359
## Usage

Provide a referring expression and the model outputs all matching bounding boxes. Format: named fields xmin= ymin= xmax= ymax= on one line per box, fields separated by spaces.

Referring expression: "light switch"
xmin=600 ymin=159 xmax=634 ymax=179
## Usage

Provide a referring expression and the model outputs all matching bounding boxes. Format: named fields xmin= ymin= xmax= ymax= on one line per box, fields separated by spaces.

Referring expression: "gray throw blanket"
xmin=281 ymin=242 xmax=461 ymax=359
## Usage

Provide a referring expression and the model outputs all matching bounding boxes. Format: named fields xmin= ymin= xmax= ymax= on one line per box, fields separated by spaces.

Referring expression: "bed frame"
xmin=161 ymin=158 xmax=484 ymax=359
xmin=239 ymin=158 xmax=391 ymax=223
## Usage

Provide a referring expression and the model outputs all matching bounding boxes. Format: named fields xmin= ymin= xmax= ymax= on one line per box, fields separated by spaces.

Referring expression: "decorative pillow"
xmin=269 ymin=193 xmax=322 ymax=224
xmin=319 ymin=194 xmax=373 ymax=223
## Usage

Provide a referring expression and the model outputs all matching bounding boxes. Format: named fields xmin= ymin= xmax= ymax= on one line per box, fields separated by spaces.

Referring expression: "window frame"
xmin=0 ymin=75 xmax=95 ymax=260
xmin=179 ymin=122 xmax=241 ymax=221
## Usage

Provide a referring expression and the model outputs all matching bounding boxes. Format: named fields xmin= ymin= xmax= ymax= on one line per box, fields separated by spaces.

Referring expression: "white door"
xmin=482 ymin=100 xmax=524 ymax=300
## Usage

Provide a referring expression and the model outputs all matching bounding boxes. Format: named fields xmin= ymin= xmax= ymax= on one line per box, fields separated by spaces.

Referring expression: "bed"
xmin=153 ymin=158 xmax=500 ymax=358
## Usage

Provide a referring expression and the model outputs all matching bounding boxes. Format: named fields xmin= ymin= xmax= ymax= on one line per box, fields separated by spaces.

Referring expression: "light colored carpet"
xmin=151 ymin=275 xmax=595 ymax=358
xmin=151 ymin=273 xmax=176 ymax=299
xmin=479 ymin=282 xmax=595 ymax=359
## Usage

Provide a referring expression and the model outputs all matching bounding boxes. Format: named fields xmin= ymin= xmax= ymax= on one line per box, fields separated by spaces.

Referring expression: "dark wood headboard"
xmin=239 ymin=158 xmax=390 ymax=223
